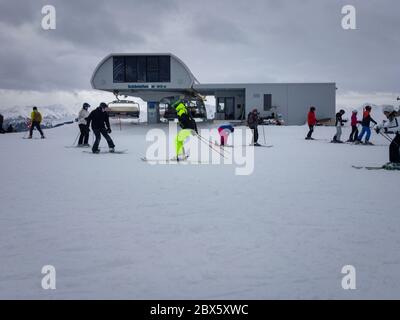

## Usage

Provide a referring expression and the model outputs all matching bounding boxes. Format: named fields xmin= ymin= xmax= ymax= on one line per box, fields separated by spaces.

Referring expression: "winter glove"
xmin=375 ymin=127 xmax=380 ymax=134
xmin=107 ymin=128 xmax=112 ymax=134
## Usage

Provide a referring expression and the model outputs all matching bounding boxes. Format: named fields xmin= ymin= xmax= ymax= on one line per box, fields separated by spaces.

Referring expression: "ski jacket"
xmin=379 ymin=116 xmax=400 ymax=135
xmin=31 ymin=111 xmax=42 ymax=123
xmin=361 ymin=110 xmax=377 ymax=127
xmin=218 ymin=125 xmax=234 ymax=133
xmin=351 ymin=113 xmax=359 ymax=126
xmin=86 ymin=107 xmax=111 ymax=130
xmin=307 ymin=111 xmax=317 ymax=126
xmin=78 ymin=108 xmax=90 ymax=125
xmin=178 ymin=109 xmax=198 ymax=133
xmin=335 ymin=113 xmax=347 ymax=127
xmin=248 ymin=112 xmax=260 ymax=129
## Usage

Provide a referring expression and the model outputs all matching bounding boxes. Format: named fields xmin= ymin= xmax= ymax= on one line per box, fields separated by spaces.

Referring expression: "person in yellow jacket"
xmin=172 ymin=100 xmax=198 ymax=161
xmin=28 ymin=106 xmax=45 ymax=139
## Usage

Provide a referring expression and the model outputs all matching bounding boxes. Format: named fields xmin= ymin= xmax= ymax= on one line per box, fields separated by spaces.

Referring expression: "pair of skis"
xmin=352 ymin=165 xmax=385 ymax=171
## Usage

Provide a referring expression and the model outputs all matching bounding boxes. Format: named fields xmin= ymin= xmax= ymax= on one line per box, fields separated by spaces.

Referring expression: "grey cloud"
xmin=0 ymin=0 xmax=399 ymax=96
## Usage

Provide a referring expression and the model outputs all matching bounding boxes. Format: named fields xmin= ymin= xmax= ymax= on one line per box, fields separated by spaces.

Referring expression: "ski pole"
xmin=262 ymin=125 xmax=266 ymax=145
xmin=196 ymin=133 xmax=227 ymax=158
xmin=380 ymin=132 xmax=400 ymax=147
xmin=195 ymin=133 xmax=227 ymax=159
xmin=380 ymin=132 xmax=392 ymax=143
xmin=72 ymin=132 xmax=80 ymax=146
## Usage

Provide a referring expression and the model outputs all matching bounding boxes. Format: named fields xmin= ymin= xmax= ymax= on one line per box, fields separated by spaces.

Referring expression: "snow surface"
xmin=0 ymin=121 xmax=399 ymax=299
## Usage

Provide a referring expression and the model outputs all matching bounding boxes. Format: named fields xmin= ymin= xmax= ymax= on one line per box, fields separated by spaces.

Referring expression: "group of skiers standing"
xmin=306 ymin=105 xmax=378 ymax=144
xmin=25 ymin=103 xmax=116 ymax=154
xmin=22 ymin=99 xmax=400 ymax=168
xmin=306 ymin=105 xmax=400 ymax=167
xmin=76 ymin=102 xmax=115 ymax=153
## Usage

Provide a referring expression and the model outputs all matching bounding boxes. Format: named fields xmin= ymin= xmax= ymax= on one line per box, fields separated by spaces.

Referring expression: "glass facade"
xmin=113 ymin=55 xmax=171 ymax=83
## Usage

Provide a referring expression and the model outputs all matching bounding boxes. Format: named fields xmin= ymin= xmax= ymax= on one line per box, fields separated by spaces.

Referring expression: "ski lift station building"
xmin=91 ymin=53 xmax=336 ymax=125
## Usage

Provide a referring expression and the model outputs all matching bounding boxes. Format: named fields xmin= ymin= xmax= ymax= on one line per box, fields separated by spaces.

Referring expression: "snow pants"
xmin=29 ymin=121 xmax=44 ymax=137
xmin=306 ymin=125 xmax=314 ymax=139
xmin=358 ymin=126 xmax=371 ymax=142
xmin=389 ymin=133 xmax=400 ymax=163
xmin=78 ymin=124 xmax=89 ymax=145
xmin=334 ymin=126 xmax=342 ymax=141
xmin=175 ymin=129 xmax=192 ymax=156
xmin=218 ymin=128 xmax=230 ymax=146
xmin=92 ymin=128 xmax=115 ymax=152
xmin=250 ymin=126 xmax=259 ymax=144
xmin=349 ymin=125 xmax=359 ymax=142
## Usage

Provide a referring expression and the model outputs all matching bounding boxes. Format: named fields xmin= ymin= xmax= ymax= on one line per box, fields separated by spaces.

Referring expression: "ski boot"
xmin=109 ymin=147 xmax=115 ymax=153
xmin=92 ymin=149 xmax=100 ymax=154
xmin=382 ymin=162 xmax=400 ymax=171
xmin=364 ymin=141 xmax=374 ymax=146
xmin=171 ymin=154 xmax=189 ymax=162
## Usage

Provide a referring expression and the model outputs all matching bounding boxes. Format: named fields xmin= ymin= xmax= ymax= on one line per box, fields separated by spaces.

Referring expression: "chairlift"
xmin=107 ymin=92 xmax=141 ymax=130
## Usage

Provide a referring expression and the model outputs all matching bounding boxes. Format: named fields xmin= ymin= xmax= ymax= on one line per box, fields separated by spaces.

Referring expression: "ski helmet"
xmin=99 ymin=102 xmax=108 ymax=109
xmin=382 ymin=105 xmax=395 ymax=114
xmin=33 ymin=106 xmax=38 ymax=111
xmin=83 ymin=103 xmax=90 ymax=109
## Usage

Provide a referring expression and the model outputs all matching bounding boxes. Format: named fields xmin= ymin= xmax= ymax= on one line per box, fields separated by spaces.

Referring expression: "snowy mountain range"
xmin=0 ymin=104 xmax=80 ymax=132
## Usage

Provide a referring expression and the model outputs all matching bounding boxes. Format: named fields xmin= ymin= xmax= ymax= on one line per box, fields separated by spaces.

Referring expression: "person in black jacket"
xmin=86 ymin=102 xmax=115 ymax=153
xmin=247 ymin=109 xmax=262 ymax=146
xmin=0 ymin=113 xmax=5 ymax=134
xmin=174 ymin=100 xmax=198 ymax=133
xmin=332 ymin=110 xmax=347 ymax=143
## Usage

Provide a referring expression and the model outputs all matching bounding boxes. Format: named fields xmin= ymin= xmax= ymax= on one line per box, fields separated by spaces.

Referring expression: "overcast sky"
xmin=0 ymin=0 xmax=399 ymax=108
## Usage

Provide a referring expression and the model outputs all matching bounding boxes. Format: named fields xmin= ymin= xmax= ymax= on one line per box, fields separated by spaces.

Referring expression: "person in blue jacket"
xmin=218 ymin=124 xmax=235 ymax=146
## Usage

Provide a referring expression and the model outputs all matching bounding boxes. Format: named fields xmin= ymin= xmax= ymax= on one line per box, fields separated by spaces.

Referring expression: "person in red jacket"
xmin=305 ymin=106 xmax=317 ymax=140
xmin=347 ymin=110 xmax=360 ymax=142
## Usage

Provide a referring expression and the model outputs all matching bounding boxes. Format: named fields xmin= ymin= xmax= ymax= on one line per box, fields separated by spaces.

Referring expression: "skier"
xmin=28 ymin=107 xmax=45 ymax=139
xmin=217 ymin=124 xmax=235 ymax=146
xmin=77 ymin=103 xmax=91 ymax=147
xmin=375 ymin=105 xmax=400 ymax=170
xmin=172 ymin=99 xmax=198 ymax=160
xmin=332 ymin=109 xmax=347 ymax=143
xmin=305 ymin=106 xmax=317 ymax=140
xmin=355 ymin=105 xmax=377 ymax=145
xmin=86 ymin=102 xmax=115 ymax=154
xmin=0 ymin=113 xmax=4 ymax=134
xmin=347 ymin=110 xmax=360 ymax=142
xmin=247 ymin=109 xmax=262 ymax=146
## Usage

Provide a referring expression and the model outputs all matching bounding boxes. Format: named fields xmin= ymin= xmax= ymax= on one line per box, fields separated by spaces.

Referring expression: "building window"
xmin=113 ymin=57 xmax=125 ymax=83
xmin=113 ymin=55 xmax=171 ymax=83
xmin=125 ymin=57 xmax=138 ymax=82
xmin=146 ymin=56 xmax=160 ymax=83
xmin=264 ymin=94 xmax=272 ymax=111
xmin=137 ymin=56 xmax=147 ymax=83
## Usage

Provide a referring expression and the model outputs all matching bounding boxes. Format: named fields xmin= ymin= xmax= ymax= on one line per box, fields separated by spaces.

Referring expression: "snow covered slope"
xmin=0 ymin=122 xmax=399 ymax=299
